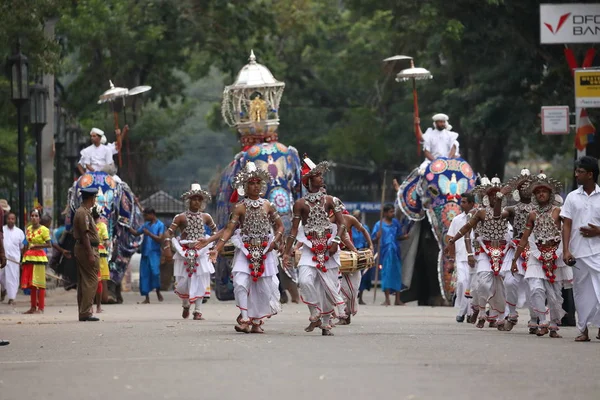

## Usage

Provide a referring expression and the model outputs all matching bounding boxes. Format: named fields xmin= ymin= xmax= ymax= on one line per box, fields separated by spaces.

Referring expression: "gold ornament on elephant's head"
xmin=249 ymin=94 xmax=268 ymax=122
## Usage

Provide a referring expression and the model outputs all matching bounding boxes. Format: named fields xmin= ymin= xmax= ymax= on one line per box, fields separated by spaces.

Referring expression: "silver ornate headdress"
xmin=504 ymin=168 xmax=533 ymax=202
xmin=232 ymin=161 xmax=270 ymax=197
xmin=301 ymin=154 xmax=330 ymax=187
xmin=181 ymin=183 xmax=211 ymax=202
xmin=528 ymin=171 xmax=563 ymax=196
xmin=473 ymin=175 xmax=503 ymax=207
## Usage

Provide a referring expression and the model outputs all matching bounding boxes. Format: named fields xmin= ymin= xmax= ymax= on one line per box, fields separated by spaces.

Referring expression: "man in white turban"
xmin=416 ymin=114 xmax=460 ymax=174
xmin=78 ymin=127 xmax=122 ymax=182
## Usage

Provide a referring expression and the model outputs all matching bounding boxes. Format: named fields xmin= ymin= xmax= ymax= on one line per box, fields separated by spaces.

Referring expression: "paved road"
xmin=1 ymin=290 xmax=598 ymax=400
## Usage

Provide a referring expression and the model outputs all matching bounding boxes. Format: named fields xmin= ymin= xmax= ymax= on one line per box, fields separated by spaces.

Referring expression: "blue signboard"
xmin=343 ymin=202 xmax=381 ymax=213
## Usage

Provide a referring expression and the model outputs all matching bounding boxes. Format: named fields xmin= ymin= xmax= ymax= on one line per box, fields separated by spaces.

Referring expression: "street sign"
xmin=541 ymin=106 xmax=570 ymax=135
xmin=575 ymin=69 xmax=600 ymax=108
xmin=540 ymin=4 xmax=600 ymax=44
xmin=343 ymin=202 xmax=381 ymax=213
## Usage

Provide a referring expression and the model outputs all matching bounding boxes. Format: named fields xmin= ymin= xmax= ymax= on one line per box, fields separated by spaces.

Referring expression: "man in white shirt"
xmin=561 ymin=156 xmax=600 ymax=342
xmin=417 ymin=113 xmax=459 ymax=174
xmin=0 ymin=211 xmax=25 ymax=305
xmin=446 ymin=192 xmax=476 ymax=322
xmin=78 ymin=127 xmax=123 ymax=183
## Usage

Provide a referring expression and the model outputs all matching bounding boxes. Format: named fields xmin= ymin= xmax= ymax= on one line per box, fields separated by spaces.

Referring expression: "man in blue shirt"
xmin=130 ymin=208 xmax=165 ymax=303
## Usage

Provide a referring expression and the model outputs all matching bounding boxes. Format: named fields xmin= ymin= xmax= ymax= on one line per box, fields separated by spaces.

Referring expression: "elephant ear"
xmin=438 ymin=175 xmax=450 ymax=195
xmin=397 ymin=169 xmax=425 ymax=221
xmin=457 ymin=178 xmax=469 ymax=195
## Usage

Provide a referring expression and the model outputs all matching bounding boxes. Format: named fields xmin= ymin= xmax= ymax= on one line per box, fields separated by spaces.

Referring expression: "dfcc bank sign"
xmin=541 ymin=4 xmax=600 ymax=44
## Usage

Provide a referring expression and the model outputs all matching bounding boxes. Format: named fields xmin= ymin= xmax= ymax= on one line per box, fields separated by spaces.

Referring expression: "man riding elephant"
xmin=416 ymin=113 xmax=459 ymax=174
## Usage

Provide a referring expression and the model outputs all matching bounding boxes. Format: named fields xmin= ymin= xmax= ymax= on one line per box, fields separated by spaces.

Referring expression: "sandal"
xmin=575 ymin=333 xmax=591 ymax=342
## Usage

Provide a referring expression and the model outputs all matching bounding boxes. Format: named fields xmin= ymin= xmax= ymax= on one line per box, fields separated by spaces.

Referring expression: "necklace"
xmin=305 ymin=190 xmax=324 ymax=203
xmin=244 ymin=198 xmax=263 ymax=208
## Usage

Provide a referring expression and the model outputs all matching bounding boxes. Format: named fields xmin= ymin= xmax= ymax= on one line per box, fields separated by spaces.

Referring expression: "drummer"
xmin=329 ymin=199 xmax=372 ymax=325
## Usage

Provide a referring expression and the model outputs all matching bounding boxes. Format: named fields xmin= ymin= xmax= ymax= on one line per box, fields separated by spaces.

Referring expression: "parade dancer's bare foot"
xmin=476 ymin=318 xmax=486 ymax=329
xmin=304 ymin=319 xmax=322 ymax=332
xmin=549 ymin=330 xmax=562 ymax=338
xmin=235 ymin=322 xmax=251 ymax=333
xmin=381 ymin=300 xmax=391 ymax=306
xmin=251 ymin=324 xmax=264 ymax=334
xmin=470 ymin=309 xmax=479 ymax=324
xmin=536 ymin=326 xmax=549 ymax=337
xmin=236 ymin=314 xmax=243 ymax=325
xmin=157 ymin=292 xmax=164 ymax=302
xmin=193 ymin=312 xmax=204 ymax=320
xmin=488 ymin=320 xmax=498 ymax=328
xmin=321 ymin=328 xmax=334 ymax=336
xmin=182 ymin=307 xmax=190 ymax=319
xmin=23 ymin=308 xmax=36 ymax=314
xmin=96 ymin=307 xmax=103 ymax=314
xmin=34 ymin=309 xmax=44 ymax=314
xmin=141 ymin=297 xmax=150 ymax=304
xmin=503 ymin=318 xmax=517 ymax=332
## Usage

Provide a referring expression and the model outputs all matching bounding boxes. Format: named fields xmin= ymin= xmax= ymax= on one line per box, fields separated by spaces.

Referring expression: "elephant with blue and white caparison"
xmin=396 ymin=157 xmax=476 ymax=305
xmin=52 ymin=171 xmax=143 ymax=303
xmin=213 ymin=141 xmax=303 ymax=300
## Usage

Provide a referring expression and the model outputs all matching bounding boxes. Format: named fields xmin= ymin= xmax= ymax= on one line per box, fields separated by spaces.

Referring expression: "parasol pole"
xmin=412 ymin=77 xmax=422 ymax=156
xmin=373 ymin=169 xmax=387 ymax=303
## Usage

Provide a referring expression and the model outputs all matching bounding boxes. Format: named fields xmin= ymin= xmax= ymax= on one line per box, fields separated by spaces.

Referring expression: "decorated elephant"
xmin=213 ymin=142 xmax=303 ymax=300
xmin=52 ymin=171 xmax=143 ymax=303
xmin=396 ymin=157 xmax=476 ymax=305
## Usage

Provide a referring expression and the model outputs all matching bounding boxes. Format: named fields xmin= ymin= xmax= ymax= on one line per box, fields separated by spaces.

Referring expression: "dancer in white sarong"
xmin=448 ymin=176 xmax=511 ymax=329
xmin=283 ymin=155 xmax=355 ymax=336
xmin=512 ymin=172 xmax=572 ymax=337
xmin=211 ymin=161 xmax=283 ymax=333
xmin=162 ymin=183 xmax=219 ymax=320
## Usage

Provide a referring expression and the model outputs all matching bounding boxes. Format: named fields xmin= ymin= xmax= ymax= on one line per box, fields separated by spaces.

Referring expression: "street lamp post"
xmin=54 ymin=109 xmax=66 ymax=218
xmin=66 ymin=124 xmax=83 ymax=181
xmin=30 ymin=80 xmax=49 ymax=208
xmin=8 ymin=42 xmax=29 ymax=229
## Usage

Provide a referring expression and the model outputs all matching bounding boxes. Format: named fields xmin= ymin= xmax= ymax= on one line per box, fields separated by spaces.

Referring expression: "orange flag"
xmin=575 ymin=109 xmax=596 ymax=151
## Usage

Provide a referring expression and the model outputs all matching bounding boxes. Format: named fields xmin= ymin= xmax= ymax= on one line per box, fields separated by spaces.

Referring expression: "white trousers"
xmin=455 ymin=261 xmax=475 ymax=317
xmin=175 ymin=272 xmax=211 ymax=314
xmin=573 ymin=256 xmax=600 ymax=333
xmin=504 ymin=272 xmax=535 ymax=322
xmin=473 ymin=271 xmax=505 ymax=320
xmin=0 ymin=261 xmax=19 ymax=300
xmin=340 ymin=271 xmax=362 ymax=316
xmin=298 ymin=265 xmax=346 ymax=324
xmin=233 ymin=272 xmax=281 ymax=324
xmin=527 ymin=277 xmax=565 ymax=328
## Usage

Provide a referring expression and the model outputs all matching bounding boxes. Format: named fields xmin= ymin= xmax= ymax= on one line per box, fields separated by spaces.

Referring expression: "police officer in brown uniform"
xmin=73 ymin=187 xmax=100 ymax=321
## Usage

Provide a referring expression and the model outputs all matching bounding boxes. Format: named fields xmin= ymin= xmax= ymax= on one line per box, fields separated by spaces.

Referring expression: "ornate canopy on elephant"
xmin=396 ymin=157 xmax=477 ymax=303
xmin=214 ymin=50 xmax=302 ymax=301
